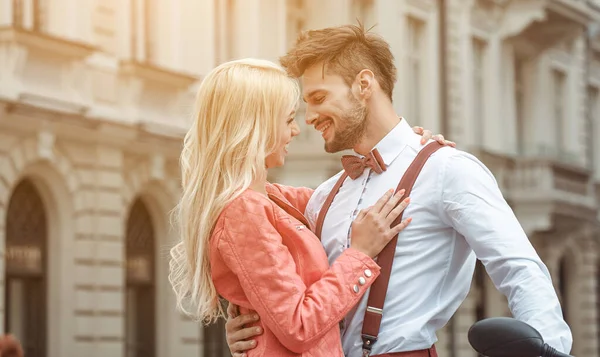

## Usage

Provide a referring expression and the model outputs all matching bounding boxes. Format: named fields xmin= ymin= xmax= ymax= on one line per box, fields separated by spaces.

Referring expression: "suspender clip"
xmin=361 ymin=333 xmax=377 ymax=356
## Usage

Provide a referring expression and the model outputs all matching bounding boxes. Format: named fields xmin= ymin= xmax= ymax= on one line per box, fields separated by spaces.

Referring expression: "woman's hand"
xmin=412 ymin=126 xmax=456 ymax=147
xmin=350 ymin=189 xmax=412 ymax=258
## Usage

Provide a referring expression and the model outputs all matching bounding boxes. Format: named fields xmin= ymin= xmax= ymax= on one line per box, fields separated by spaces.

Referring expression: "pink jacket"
xmin=210 ymin=183 xmax=381 ymax=356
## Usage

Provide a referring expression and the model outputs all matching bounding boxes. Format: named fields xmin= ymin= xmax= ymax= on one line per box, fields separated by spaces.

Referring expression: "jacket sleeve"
xmin=269 ymin=183 xmax=314 ymax=213
xmin=216 ymin=196 xmax=380 ymax=353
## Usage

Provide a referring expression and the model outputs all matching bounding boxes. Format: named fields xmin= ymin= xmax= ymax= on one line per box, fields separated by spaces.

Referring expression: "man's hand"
xmin=412 ymin=126 xmax=456 ymax=147
xmin=225 ymin=303 xmax=263 ymax=357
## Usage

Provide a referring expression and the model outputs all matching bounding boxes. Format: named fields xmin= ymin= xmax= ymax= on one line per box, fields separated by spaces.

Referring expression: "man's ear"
xmin=352 ymin=69 xmax=375 ymax=102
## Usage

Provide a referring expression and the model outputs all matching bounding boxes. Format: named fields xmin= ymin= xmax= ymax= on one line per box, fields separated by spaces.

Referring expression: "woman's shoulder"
xmin=213 ymin=189 xmax=277 ymax=235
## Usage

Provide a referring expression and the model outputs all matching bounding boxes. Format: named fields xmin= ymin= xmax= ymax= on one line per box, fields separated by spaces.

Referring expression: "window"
xmin=514 ymin=56 xmax=525 ymax=155
xmin=286 ymin=0 xmax=305 ymax=49
xmin=131 ymin=0 xmax=158 ymax=63
xmin=586 ymin=86 xmax=598 ymax=171
xmin=215 ymin=0 xmax=237 ymax=63
xmin=472 ymin=39 xmax=486 ymax=147
xmin=406 ymin=17 xmax=425 ymax=125
xmin=552 ymin=69 xmax=567 ymax=155
xmin=11 ymin=0 xmax=47 ymax=31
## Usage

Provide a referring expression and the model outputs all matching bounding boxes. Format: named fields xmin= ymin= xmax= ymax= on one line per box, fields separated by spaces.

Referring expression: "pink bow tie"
xmin=341 ymin=149 xmax=387 ymax=180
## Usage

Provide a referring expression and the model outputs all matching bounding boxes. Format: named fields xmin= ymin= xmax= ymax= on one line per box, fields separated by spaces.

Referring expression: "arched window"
xmin=125 ymin=198 xmax=156 ymax=357
xmin=5 ymin=179 xmax=48 ymax=357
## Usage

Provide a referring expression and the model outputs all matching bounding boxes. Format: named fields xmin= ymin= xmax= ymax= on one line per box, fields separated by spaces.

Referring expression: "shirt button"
xmin=353 ymin=285 xmax=360 ymax=293
xmin=364 ymin=269 xmax=372 ymax=278
xmin=358 ymin=277 xmax=366 ymax=286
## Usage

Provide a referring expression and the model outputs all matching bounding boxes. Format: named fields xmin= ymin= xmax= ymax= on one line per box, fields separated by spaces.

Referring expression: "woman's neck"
xmin=250 ymin=175 xmax=268 ymax=195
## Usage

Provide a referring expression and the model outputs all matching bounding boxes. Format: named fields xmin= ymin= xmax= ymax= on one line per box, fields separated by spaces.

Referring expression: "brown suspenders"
xmin=314 ymin=142 xmax=444 ymax=356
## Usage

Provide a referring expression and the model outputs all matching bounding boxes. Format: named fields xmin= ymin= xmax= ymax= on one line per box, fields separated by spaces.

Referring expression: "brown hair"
xmin=280 ymin=23 xmax=397 ymax=100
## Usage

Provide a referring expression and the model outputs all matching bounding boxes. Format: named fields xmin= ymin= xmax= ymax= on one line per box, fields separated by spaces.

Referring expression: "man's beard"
xmin=324 ymin=96 xmax=368 ymax=153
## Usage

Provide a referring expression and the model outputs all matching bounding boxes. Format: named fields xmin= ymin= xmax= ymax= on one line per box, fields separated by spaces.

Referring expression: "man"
xmin=225 ymin=24 xmax=572 ymax=357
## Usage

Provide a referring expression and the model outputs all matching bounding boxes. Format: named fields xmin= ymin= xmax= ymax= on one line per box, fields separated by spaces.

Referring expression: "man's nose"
xmin=305 ymin=110 xmax=318 ymax=125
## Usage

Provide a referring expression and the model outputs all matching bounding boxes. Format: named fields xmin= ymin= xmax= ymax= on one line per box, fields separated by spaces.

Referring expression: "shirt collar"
xmin=355 ymin=118 xmax=413 ymax=167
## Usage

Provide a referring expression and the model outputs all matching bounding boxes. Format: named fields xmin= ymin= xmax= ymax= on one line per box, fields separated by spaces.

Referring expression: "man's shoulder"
xmin=403 ymin=142 xmax=457 ymax=171
xmin=411 ymin=142 xmax=483 ymax=169
xmin=418 ymin=144 xmax=497 ymax=186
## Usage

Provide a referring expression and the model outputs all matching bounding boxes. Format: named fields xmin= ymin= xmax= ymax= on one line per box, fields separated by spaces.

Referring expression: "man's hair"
xmin=280 ymin=23 xmax=397 ymax=100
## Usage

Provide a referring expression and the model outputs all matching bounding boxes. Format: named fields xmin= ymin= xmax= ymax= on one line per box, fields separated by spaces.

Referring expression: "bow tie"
xmin=341 ymin=149 xmax=387 ymax=180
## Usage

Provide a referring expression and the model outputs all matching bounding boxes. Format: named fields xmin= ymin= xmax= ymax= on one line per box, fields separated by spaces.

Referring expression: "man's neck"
xmin=353 ymin=103 xmax=400 ymax=156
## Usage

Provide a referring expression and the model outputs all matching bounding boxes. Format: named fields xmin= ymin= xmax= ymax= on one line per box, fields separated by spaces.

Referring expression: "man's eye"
xmin=315 ymin=96 xmax=325 ymax=103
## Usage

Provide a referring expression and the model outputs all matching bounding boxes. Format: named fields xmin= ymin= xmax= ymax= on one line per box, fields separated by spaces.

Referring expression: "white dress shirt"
xmin=304 ymin=119 xmax=572 ymax=357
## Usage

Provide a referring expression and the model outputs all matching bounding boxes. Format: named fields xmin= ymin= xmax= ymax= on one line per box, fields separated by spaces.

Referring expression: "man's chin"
xmin=324 ymin=141 xmax=349 ymax=154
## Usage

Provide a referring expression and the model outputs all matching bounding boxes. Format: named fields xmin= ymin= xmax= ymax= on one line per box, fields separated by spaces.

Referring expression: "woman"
xmin=168 ymin=58 xmax=423 ymax=356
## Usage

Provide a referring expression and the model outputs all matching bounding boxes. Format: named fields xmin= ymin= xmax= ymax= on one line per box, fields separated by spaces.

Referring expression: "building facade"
xmin=0 ymin=0 xmax=599 ymax=357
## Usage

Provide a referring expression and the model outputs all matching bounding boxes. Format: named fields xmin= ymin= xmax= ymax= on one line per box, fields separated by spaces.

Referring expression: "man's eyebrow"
xmin=303 ymin=90 xmax=324 ymax=103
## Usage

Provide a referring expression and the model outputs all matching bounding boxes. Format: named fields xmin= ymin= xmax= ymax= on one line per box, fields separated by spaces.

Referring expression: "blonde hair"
xmin=169 ymin=58 xmax=300 ymax=323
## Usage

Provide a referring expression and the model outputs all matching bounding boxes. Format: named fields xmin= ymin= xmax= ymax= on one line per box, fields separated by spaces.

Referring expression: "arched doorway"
xmin=474 ymin=261 xmax=487 ymax=322
xmin=558 ymin=255 xmax=569 ymax=324
xmin=203 ymin=317 xmax=229 ymax=356
xmin=5 ymin=179 xmax=47 ymax=357
xmin=125 ymin=198 xmax=156 ymax=357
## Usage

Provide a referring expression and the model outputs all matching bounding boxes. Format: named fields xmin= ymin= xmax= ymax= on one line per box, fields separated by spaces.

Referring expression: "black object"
xmin=467 ymin=317 xmax=573 ymax=357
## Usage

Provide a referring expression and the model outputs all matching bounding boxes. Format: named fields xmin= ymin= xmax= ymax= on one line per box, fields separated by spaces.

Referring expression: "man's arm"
xmin=225 ymin=303 xmax=262 ymax=357
xmin=438 ymin=151 xmax=573 ymax=353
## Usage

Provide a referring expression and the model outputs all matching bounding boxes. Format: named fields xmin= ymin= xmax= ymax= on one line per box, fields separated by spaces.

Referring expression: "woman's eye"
xmin=315 ymin=96 xmax=325 ymax=103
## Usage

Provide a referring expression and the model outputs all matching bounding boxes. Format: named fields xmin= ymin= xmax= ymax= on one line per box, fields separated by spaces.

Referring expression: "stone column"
xmin=443 ymin=0 xmax=469 ymax=144
xmin=0 ymin=0 xmax=12 ymax=27
xmin=453 ymin=294 xmax=478 ymax=357
xmin=0 ymin=131 xmax=18 ymax=333
xmin=570 ymin=33 xmax=589 ymax=167
xmin=234 ymin=0 xmax=260 ymax=58
xmin=93 ymin=146 xmax=126 ymax=357
xmin=70 ymin=145 xmax=127 ymax=357
xmin=572 ymin=235 xmax=598 ymax=357
xmin=435 ymin=322 xmax=453 ymax=357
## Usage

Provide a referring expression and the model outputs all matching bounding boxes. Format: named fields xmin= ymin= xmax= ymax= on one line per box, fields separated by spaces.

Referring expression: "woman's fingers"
xmin=391 ymin=217 xmax=413 ymax=235
xmin=385 ymin=197 xmax=411 ymax=226
xmin=371 ymin=189 xmax=395 ymax=213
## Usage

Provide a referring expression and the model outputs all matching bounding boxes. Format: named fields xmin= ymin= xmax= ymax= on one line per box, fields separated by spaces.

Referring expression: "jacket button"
xmin=358 ymin=277 xmax=366 ymax=285
xmin=353 ymin=285 xmax=360 ymax=293
xmin=364 ymin=269 xmax=372 ymax=278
